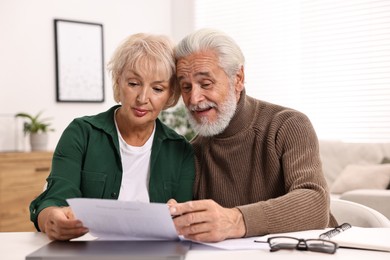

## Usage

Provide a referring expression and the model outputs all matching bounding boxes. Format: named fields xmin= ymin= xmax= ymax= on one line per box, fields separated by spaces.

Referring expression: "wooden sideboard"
xmin=0 ymin=151 xmax=53 ymax=232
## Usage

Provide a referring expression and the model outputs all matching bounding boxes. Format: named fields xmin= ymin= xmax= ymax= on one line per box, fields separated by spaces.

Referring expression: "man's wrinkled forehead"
xmin=176 ymin=51 xmax=219 ymax=81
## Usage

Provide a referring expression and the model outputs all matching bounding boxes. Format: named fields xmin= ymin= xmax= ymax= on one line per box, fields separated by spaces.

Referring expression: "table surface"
xmin=1 ymin=232 xmax=389 ymax=260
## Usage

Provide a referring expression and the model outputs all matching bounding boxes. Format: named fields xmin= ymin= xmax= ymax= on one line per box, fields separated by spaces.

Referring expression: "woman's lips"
xmin=133 ymin=108 xmax=148 ymax=117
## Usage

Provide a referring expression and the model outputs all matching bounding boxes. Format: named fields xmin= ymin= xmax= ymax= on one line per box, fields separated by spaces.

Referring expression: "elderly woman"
xmin=30 ymin=33 xmax=195 ymax=241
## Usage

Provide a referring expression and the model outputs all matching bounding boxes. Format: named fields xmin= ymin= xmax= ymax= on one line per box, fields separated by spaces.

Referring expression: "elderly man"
xmin=169 ymin=28 xmax=337 ymax=242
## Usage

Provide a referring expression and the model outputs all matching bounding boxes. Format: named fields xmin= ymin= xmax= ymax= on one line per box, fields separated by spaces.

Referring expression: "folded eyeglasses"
xmin=254 ymin=236 xmax=338 ymax=254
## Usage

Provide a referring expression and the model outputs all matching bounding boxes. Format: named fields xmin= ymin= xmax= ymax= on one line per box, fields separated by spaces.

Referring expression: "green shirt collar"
xmin=82 ymin=105 xmax=185 ymax=142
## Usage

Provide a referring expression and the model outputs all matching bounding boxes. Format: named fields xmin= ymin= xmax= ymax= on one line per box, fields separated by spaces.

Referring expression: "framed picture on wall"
xmin=54 ymin=19 xmax=105 ymax=102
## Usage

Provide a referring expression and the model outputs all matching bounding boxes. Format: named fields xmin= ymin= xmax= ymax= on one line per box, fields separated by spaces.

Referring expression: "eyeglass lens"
xmin=268 ymin=236 xmax=337 ymax=254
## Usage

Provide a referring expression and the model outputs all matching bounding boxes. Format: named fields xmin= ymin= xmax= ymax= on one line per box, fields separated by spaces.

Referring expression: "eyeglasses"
xmin=255 ymin=236 xmax=338 ymax=254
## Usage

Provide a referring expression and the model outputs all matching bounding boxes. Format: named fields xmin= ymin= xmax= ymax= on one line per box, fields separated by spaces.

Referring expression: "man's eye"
xmin=201 ymin=82 xmax=211 ymax=88
xmin=181 ymin=84 xmax=191 ymax=93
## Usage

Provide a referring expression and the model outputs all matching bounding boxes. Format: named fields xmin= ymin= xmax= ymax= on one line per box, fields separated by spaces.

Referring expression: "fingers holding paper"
xmin=169 ymin=199 xmax=246 ymax=242
xmin=38 ymin=206 xmax=89 ymax=241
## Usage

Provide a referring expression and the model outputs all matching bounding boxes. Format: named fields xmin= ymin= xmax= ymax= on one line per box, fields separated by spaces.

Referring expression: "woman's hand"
xmin=38 ymin=206 xmax=89 ymax=241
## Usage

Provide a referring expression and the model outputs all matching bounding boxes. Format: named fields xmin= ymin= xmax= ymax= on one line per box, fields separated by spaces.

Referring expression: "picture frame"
xmin=54 ymin=19 xmax=105 ymax=102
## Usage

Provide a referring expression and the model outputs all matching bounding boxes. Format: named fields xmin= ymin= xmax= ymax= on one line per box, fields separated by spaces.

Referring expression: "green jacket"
xmin=30 ymin=105 xmax=195 ymax=230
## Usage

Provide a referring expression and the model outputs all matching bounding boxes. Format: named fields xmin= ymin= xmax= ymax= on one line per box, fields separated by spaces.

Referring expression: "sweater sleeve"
xmin=237 ymin=111 xmax=332 ymax=236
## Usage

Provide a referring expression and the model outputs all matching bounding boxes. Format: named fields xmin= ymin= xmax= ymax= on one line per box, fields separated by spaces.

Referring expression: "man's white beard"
xmin=186 ymin=86 xmax=237 ymax=137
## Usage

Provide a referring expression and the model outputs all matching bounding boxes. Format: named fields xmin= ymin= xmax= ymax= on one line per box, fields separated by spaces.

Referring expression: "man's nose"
xmin=189 ymin=86 xmax=204 ymax=105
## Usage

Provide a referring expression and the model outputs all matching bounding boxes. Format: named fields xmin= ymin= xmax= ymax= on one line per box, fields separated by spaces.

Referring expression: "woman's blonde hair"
xmin=107 ymin=33 xmax=180 ymax=109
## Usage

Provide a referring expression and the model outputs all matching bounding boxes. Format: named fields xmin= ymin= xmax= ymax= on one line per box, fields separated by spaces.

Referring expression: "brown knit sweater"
xmin=191 ymin=91 xmax=338 ymax=237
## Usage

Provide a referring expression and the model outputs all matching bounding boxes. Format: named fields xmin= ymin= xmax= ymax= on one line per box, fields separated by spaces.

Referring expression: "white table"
xmin=1 ymin=232 xmax=389 ymax=260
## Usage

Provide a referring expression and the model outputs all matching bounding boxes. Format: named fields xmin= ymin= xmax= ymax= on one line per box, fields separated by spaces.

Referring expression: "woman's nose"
xmin=136 ymin=87 xmax=150 ymax=104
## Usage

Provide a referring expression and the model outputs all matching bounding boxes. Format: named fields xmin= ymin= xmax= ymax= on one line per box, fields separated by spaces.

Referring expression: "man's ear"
xmin=235 ymin=65 xmax=245 ymax=92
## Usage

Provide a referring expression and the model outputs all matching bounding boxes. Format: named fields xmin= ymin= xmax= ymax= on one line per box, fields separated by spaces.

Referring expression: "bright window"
xmin=194 ymin=0 xmax=390 ymax=142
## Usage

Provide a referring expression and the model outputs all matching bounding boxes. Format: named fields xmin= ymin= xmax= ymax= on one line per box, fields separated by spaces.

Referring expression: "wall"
xmin=0 ymin=0 xmax=195 ymax=151
xmin=171 ymin=0 xmax=194 ymax=42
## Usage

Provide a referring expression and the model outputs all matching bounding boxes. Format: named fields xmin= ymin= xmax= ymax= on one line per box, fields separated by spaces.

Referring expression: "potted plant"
xmin=159 ymin=103 xmax=196 ymax=141
xmin=15 ymin=111 xmax=54 ymax=151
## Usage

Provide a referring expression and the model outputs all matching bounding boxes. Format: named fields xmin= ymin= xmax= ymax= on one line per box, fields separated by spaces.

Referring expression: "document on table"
xmin=256 ymin=227 xmax=390 ymax=252
xmin=193 ymin=237 xmax=269 ymax=250
xmin=66 ymin=198 xmax=179 ymax=241
xmin=196 ymin=227 xmax=390 ymax=251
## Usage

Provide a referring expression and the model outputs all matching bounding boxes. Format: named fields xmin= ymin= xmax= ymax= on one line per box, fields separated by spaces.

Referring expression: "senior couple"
xmin=30 ymin=29 xmax=337 ymax=242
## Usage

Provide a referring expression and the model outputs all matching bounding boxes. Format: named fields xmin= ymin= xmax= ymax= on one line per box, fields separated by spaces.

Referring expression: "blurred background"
xmin=1 ymin=0 xmax=389 ymax=152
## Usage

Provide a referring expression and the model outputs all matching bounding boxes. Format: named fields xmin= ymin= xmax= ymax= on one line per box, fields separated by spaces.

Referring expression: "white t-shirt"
xmin=115 ymin=113 xmax=155 ymax=202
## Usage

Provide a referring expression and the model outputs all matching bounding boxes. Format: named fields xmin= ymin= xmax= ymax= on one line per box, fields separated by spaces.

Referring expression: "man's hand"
xmin=38 ymin=206 xmax=89 ymax=241
xmin=168 ymin=199 xmax=246 ymax=242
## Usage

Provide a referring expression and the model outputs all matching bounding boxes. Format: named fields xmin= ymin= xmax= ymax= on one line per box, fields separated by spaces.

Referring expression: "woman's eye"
xmin=153 ymin=87 xmax=164 ymax=93
xmin=128 ymin=82 xmax=139 ymax=87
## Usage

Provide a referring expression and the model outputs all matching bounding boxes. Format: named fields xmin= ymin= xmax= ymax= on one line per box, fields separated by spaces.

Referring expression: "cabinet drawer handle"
xmin=35 ymin=167 xmax=50 ymax=172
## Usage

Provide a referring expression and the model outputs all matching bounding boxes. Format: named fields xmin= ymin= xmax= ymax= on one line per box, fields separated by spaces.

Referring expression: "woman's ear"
xmin=163 ymin=84 xmax=179 ymax=109
xmin=113 ymin=82 xmax=120 ymax=103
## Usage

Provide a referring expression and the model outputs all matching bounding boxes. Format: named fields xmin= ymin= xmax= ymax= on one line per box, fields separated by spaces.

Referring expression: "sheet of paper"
xmin=330 ymin=227 xmax=390 ymax=252
xmin=67 ymin=198 xmax=179 ymax=241
xmin=194 ymin=237 xmax=269 ymax=250
xmin=256 ymin=227 xmax=390 ymax=252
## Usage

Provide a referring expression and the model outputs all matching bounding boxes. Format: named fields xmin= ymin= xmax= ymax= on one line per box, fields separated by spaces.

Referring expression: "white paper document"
xmin=67 ymin=198 xmax=179 ymax=241
xmin=196 ymin=227 xmax=390 ymax=251
xmin=256 ymin=227 xmax=390 ymax=252
xmin=194 ymin=237 xmax=269 ymax=250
